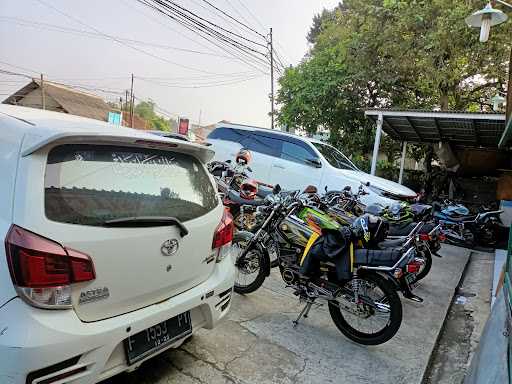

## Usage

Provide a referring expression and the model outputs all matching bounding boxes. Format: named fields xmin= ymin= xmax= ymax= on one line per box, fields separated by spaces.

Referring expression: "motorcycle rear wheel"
xmin=328 ymin=273 xmax=402 ymax=345
xmin=407 ymin=247 xmax=432 ymax=284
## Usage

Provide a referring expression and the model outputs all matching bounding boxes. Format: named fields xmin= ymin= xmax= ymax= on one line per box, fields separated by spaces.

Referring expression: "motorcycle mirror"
xmin=247 ymin=166 xmax=253 ymax=172
xmin=324 ymin=185 xmax=328 ymax=193
xmin=343 ymin=186 xmax=352 ymax=191
xmin=226 ymin=159 xmax=232 ymax=164
xmin=273 ymin=184 xmax=282 ymax=194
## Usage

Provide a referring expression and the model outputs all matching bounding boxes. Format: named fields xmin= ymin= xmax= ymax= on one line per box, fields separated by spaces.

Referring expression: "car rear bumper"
xmin=0 ymin=255 xmax=235 ymax=384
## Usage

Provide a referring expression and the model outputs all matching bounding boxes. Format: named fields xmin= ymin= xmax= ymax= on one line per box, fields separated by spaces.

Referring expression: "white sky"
xmin=0 ymin=0 xmax=340 ymax=128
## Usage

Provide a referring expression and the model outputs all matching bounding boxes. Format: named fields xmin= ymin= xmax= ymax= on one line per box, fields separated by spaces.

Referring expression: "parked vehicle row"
xmin=207 ymin=143 xmax=507 ymax=346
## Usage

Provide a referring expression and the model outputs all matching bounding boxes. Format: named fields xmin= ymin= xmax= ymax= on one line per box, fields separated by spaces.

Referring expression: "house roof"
xmin=364 ymin=109 xmax=507 ymax=149
xmin=3 ymin=79 xmax=112 ymax=121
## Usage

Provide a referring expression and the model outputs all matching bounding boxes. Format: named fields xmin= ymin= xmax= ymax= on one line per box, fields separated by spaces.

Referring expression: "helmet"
xmin=235 ymin=148 xmax=252 ymax=165
xmin=351 ymin=214 xmax=388 ymax=245
xmin=239 ymin=179 xmax=258 ymax=200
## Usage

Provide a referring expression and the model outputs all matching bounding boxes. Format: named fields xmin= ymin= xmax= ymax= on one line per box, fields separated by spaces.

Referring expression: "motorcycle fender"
xmin=360 ymin=270 xmax=401 ymax=290
xmin=236 ymin=230 xmax=272 ymax=277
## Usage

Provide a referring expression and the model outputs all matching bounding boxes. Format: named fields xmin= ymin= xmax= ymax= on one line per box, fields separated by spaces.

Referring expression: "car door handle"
xmin=273 ymin=164 xmax=285 ymax=169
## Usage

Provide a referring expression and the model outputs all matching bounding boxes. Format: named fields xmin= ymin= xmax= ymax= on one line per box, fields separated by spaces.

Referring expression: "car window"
xmin=281 ymin=141 xmax=317 ymax=164
xmin=45 ymin=144 xmax=218 ymax=226
xmin=208 ymin=127 xmax=247 ymax=143
xmin=241 ymin=133 xmax=282 ymax=158
xmin=312 ymin=142 xmax=359 ymax=171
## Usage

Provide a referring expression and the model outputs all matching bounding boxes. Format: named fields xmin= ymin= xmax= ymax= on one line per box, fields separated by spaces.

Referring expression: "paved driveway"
xmin=105 ymin=245 xmax=470 ymax=384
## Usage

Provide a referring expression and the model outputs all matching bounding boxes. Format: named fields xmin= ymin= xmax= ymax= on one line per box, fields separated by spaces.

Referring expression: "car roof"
xmin=215 ymin=122 xmax=318 ymax=143
xmin=0 ymin=105 xmax=213 ymax=162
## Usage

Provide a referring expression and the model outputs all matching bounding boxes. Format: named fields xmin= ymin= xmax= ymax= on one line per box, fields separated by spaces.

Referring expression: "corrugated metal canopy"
xmin=365 ymin=109 xmax=507 ymax=149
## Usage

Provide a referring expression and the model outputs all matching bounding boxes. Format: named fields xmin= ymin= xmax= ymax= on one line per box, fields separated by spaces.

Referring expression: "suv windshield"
xmin=45 ymin=144 xmax=218 ymax=226
xmin=312 ymin=142 xmax=359 ymax=171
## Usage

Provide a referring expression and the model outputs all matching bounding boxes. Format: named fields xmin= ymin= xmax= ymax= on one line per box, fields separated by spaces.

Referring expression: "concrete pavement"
xmin=105 ymin=244 xmax=472 ymax=384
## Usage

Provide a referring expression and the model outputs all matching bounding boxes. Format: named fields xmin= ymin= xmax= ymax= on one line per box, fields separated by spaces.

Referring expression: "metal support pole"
xmin=506 ymin=47 xmax=512 ymax=121
xmin=40 ymin=74 xmax=46 ymax=110
xmin=370 ymin=113 xmax=383 ymax=176
xmin=398 ymin=141 xmax=407 ymax=185
xmin=269 ymin=27 xmax=275 ymax=129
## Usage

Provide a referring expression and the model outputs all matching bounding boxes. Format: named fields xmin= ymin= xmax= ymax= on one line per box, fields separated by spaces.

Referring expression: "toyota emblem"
xmin=161 ymin=239 xmax=179 ymax=256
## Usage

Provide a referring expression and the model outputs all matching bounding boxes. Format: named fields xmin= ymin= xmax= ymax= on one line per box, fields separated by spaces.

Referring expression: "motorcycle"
xmin=232 ymin=185 xmax=423 ymax=345
xmin=432 ymin=200 xmax=504 ymax=248
xmin=323 ymin=185 xmax=442 ymax=282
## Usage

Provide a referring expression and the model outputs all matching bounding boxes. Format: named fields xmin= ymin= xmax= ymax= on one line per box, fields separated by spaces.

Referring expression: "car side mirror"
xmin=306 ymin=158 xmax=322 ymax=168
xmin=273 ymin=184 xmax=282 ymax=194
xmin=226 ymin=159 xmax=232 ymax=164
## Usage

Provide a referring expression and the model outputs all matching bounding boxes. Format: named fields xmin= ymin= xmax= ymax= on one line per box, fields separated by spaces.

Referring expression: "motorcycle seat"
xmin=438 ymin=214 xmax=476 ymax=223
xmin=354 ymin=248 xmax=403 ymax=267
xmin=377 ymin=237 xmax=408 ymax=249
xmin=388 ymin=222 xmax=418 ymax=236
xmin=227 ymin=190 xmax=266 ymax=207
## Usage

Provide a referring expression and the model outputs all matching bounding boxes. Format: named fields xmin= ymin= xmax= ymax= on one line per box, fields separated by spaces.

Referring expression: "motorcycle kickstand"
xmin=293 ymin=300 xmax=314 ymax=328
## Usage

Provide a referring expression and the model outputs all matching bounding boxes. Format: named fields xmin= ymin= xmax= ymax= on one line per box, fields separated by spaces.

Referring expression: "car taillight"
xmin=5 ymin=225 xmax=95 ymax=309
xmin=212 ymin=209 xmax=234 ymax=263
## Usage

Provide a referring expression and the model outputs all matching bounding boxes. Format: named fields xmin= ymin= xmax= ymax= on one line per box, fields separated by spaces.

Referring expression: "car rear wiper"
xmin=103 ymin=216 xmax=189 ymax=237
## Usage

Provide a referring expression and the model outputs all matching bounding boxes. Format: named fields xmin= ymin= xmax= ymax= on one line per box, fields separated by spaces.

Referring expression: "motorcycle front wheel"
xmin=328 ymin=273 xmax=402 ymax=345
xmin=232 ymin=232 xmax=269 ymax=294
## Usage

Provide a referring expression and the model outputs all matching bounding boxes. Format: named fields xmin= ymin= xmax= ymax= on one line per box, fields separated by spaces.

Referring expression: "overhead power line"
xmin=137 ymin=0 xmax=270 ymax=74
xmin=34 ymin=0 xmax=238 ymax=76
xmin=0 ymin=16 xmax=259 ymax=62
xmin=200 ymin=0 xmax=266 ymax=39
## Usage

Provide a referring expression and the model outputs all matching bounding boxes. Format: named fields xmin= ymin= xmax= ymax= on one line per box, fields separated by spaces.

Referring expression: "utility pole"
xmin=40 ymin=73 xmax=46 ymax=110
xmin=130 ymin=74 xmax=134 ymax=128
xmin=269 ymin=27 xmax=275 ymax=129
xmin=131 ymin=93 xmax=135 ymax=129
xmin=506 ymin=47 xmax=512 ymax=120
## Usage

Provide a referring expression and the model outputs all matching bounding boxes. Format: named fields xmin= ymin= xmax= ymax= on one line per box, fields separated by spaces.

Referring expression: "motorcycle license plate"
xmin=406 ymin=273 xmax=417 ymax=287
xmin=124 ymin=312 xmax=192 ymax=365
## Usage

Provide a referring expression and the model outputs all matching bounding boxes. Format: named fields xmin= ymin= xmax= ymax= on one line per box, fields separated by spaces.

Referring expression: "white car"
xmin=0 ymin=105 xmax=235 ymax=384
xmin=207 ymin=123 xmax=417 ymax=206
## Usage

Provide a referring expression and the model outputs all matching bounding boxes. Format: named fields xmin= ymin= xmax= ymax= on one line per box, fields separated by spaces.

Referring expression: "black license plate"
xmin=124 ymin=311 xmax=192 ymax=365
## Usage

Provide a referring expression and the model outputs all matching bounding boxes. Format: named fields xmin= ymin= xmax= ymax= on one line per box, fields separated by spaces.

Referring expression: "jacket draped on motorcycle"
xmin=300 ymin=226 xmax=353 ymax=281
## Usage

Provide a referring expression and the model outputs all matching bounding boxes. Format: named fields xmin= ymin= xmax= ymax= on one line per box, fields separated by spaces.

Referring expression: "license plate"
xmin=124 ymin=311 xmax=192 ymax=365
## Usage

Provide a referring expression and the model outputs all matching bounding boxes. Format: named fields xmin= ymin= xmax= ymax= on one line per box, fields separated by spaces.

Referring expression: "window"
xmin=241 ymin=133 xmax=282 ymax=158
xmin=281 ymin=141 xmax=317 ymax=164
xmin=312 ymin=142 xmax=359 ymax=171
xmin=45 ymin=144 xmax=218 ymax=226
xmin=208 ymin=127 xmax=247 ymax=143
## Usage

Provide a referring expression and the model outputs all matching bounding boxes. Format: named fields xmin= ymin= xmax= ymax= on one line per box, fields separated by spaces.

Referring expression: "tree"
xmin=134 ymin=100 xmax=177 ymax=131
xmin=277 ymin=0 xmax=512 ymax=163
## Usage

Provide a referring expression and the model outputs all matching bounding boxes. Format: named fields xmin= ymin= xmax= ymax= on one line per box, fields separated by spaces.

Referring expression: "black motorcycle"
xmin=232 ymin=186 xmax=422 ymax=345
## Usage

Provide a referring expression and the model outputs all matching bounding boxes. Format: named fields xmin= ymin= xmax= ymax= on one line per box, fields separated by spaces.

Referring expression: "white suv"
xmin=207 ymin=123 xmax=417 ymax=206
xmin=0 ymin=105 xmax=235 ymax=384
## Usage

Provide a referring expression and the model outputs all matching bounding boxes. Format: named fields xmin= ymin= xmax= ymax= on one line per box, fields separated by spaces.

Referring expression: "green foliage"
xmin=277 ymin=0 xmax=512 ymax=167
xmin=134 ymin=100 xmax=177 ymax=131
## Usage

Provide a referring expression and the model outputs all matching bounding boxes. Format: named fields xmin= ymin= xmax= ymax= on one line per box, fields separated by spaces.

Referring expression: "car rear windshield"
xmin=45 ymin=144 xmax=218 ymax=226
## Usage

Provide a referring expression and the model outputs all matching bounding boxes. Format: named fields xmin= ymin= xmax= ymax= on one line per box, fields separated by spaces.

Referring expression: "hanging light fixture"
xmin=465 ymin=3 xmax=508 ymax=42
